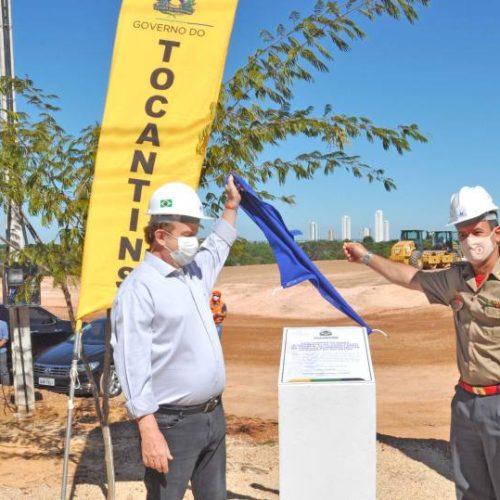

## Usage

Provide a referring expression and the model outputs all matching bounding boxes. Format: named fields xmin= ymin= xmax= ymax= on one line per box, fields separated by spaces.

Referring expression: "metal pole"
xmin=1 ymin=0 xmax=26 ymax=305
xmin=102 ymin=309 xmax=115 ymax=499
xmin=79 ymin=313 xmax=115 ymax=499
xmin=60 ymin=322 xmax=82 ymax=500
xmin=0 ymin=0 xmax=16 ymax=110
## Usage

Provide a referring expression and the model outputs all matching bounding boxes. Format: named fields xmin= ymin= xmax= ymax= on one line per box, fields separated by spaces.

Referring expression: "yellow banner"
xmin=77 ymin=0 xmax=238 ymax=320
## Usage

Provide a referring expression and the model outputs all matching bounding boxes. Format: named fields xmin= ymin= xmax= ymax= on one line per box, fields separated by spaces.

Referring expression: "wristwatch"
xmin=362 ymin=252 xmax=373 ymax=265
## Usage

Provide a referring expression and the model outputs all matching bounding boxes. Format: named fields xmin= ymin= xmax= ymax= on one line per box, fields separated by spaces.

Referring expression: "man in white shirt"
xmin=112 ymin=176 xmax=240 ymax=500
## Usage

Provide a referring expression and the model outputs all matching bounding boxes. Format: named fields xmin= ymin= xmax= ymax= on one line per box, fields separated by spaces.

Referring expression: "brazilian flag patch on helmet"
xmin=160 ymin=199 xmax=173 ymax=208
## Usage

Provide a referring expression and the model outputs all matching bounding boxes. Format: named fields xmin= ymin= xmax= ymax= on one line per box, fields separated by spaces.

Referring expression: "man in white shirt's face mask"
xmin=148 ymin=218 xmax=201 ymax=268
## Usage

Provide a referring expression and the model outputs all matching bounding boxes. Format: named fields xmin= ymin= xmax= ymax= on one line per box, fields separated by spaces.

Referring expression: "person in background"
xmin=0 ymin=319 xmax=10 ymax=386
xmin=344 ymin=185 xmax=500 ymax=500
xmin=210 ymin=290 xmax=227 ymax=338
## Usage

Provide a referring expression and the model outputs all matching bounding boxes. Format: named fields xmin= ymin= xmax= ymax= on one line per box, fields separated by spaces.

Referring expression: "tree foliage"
xmin=0 ymin=0 xmax=430 ymax=321
xmin=0 ymin=77 xmax=97 ymax=323
xmin=201 ymin=0 xmax=429 ymax=213
xmin=0 ymin=77 xmax=97 ymax=247
xmin=225 ymin=237 xmax=397 ymax=266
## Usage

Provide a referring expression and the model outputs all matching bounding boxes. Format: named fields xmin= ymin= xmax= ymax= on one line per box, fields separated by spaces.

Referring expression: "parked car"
xmin=0 ymin=304 xmax=73 ymax=358
xmin=34 ymin=317 xmax=121 ymax=398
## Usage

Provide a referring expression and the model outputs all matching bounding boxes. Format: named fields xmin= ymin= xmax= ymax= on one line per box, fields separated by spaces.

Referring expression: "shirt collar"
xmin=144 ymin=251 xmax=178 ymax=277
xmin=492 ymin=256 xmax=500 ymax=281
xmin=465 ymin=255 xmax=500 ymax=291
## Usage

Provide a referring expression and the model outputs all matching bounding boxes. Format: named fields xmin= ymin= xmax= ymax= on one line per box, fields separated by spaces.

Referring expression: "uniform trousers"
xmin=144 ymin=402 xmax=226 ymax=500
xmin=215 ymin=324 xmax=223 ymax=339
xmin=451 ymin=386 xmax=500 ymax=500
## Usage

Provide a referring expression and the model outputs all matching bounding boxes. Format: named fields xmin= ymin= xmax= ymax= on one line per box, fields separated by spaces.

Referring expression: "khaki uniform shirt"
xmin=416 ymin=258 xmax=500 ymax=386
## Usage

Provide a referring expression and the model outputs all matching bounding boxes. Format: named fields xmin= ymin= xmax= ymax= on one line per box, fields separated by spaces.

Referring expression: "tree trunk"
xmin=61 ymin=280 xmax=76 ymax=330
xmin=9 ymin=306 xmax=34 ymax=418
xmin=80 ymin=351 xmax=104 ymax=424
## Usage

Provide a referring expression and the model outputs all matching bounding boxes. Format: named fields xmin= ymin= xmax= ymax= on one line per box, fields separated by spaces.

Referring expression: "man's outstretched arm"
xmin=343 ymin=242 xmax=423 ymax=291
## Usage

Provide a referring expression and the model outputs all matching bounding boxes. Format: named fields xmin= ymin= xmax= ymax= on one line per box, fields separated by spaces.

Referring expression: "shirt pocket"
xmin=484 ymin=306 xmax=500 ymax=320
xmin=155 ymin=412 xmax=185 ymax=431
xmin=474 ymin=288 xmax=500 ymax=327
xmin=476 ymin=305 xmax=500 ymax=330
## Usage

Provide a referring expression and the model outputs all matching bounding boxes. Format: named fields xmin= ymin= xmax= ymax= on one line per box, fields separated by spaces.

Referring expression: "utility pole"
xmin=0 ymin=0 xmax=26 ymax=265
xmin=0 ymin=0 xmax=34 ymax=418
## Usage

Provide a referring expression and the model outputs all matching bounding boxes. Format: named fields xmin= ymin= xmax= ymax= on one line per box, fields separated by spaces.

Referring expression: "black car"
xmin=0 ymin=304 xmax=74 ymax=358
xmin=34 ymin=317 xmax=121 ymax=398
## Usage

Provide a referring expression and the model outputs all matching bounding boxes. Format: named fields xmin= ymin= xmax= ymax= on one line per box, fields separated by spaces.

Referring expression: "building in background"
xmin=327 ymin=229 xmax=335 ymax=241
xmin=363 ymin=227 xmax=370 ymax=238
xmin=341 ymin=215 xmax=351 ymax=241
xmin=309 ymin=221 xmax=318 ymax=241
xmin=374 ymin=209 xmax=384 ymax=242
xmin=383 ymin=219 xmax=390 ymax=241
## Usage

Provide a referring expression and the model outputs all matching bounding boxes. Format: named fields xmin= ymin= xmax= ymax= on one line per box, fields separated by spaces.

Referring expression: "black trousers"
xmin=144 ymin=403 xmax=226 ymax=500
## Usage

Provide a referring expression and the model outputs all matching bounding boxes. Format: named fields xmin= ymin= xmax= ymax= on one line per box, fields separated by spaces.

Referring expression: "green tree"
xmin=0 ymin=77 xmax=96 ymax=325
xmin=0 ymin=0 xmax=431 ymax=321
xmin=226 ymin=239 xmax=276 ymax=266
xmin=202 ymin=0 xmax=429 ymax=212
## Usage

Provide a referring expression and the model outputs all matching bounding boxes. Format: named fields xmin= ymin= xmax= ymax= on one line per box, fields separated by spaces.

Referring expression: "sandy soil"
xmin=0 ymin=262 xmax=458 ymax=499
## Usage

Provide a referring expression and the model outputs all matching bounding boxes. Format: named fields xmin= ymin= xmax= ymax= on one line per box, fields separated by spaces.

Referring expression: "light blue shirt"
xmin=0 ymin=319 xmax=8 ymax=353
xmin=111 ymin=219 xmax=236 ymax=418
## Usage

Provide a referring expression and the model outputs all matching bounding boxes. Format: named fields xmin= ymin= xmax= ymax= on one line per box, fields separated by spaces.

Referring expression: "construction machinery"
xmin=389 ymin=229 xmax=459 ymax=269
xmin=431 ymin=230 xmax=461 ymax=267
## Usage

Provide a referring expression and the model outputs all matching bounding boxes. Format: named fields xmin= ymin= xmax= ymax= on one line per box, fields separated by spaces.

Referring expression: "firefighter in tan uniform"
xmin=343 ymin=186 xmax=500 ymax=500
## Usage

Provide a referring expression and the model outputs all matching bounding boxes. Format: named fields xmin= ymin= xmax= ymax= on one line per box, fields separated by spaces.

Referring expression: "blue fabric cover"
xmin=232 ymin=174 xmax=372 ymax=333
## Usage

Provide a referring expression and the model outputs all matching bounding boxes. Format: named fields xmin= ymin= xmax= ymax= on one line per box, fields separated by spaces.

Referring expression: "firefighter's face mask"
xmin=460 ymin=228 xmax=498 ymax=263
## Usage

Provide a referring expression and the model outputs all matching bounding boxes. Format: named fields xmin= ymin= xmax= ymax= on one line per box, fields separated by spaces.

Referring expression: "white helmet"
xmin=147 ymin=182 xmax=212 ymax=220
xmin=448 ymin=185 xmax=498 ymax=226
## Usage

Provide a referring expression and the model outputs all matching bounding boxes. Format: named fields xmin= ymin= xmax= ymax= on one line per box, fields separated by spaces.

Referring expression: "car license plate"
xmin=39 ymin=377 xmax=55 ymax=386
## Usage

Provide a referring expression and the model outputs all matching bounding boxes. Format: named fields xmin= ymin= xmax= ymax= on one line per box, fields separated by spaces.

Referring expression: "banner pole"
xmin=102 ymin=309 xmax=115 ymax=499
xmin=60 ymin=322 xmax=82 ymax=500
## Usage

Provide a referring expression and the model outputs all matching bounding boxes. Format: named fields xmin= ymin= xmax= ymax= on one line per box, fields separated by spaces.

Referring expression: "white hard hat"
xmin=448 ymin=185 xmax=498 ymax=226
xmin=147 ymin=182 xmax=212 ymax=220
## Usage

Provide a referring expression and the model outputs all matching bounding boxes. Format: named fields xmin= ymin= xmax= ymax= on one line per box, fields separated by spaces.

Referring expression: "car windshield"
xmin=66 ymin=319 xmax=107 ymax=345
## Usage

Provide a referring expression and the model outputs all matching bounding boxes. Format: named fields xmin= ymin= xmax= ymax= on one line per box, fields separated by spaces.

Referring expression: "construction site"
xmin=0 ymin=262 xmax=458 ymax=499
xmin=0 ymin=1 xmax=498 ymax=500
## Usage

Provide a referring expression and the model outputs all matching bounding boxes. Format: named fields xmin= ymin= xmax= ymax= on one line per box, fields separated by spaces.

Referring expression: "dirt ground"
xmin=0 ymin=262 xmax=458 ymax=499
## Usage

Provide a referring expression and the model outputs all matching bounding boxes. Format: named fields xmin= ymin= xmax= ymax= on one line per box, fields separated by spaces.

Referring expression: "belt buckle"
xmin=204 ymin=397 xmax=218 ymax=413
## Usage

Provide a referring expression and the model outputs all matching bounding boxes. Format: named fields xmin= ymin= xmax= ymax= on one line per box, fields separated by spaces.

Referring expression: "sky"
xmin=7 ymin=0 xmax=500 ymax=242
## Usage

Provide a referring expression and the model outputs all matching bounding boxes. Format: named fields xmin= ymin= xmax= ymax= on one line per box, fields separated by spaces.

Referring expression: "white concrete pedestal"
xmin=278 ymin=326 xmax=376 ymax=500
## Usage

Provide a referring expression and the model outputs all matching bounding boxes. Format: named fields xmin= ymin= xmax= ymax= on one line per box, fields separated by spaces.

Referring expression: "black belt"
xmin=157 ymin=395 xmax=221 ymax=415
